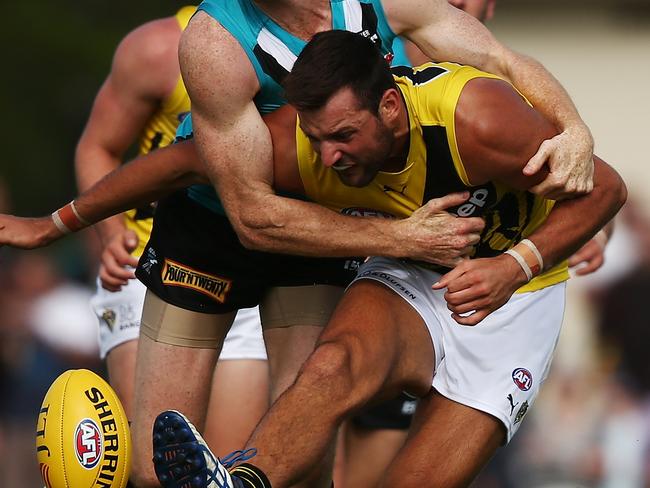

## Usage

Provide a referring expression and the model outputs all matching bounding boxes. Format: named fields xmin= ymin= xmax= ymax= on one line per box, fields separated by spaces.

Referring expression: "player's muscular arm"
xmin=0 ymin=141 xmax=205 ymax=250
xmin=75 ymin=17 xmax=181 ymax=246
xmin=457 ymin=77 xmax=625 ymax=266
xmin=179 ymin=13 xmax=482 ymax=266
xmin=74 ymin=140 xmax=206 ymax=223
xmin=435 ymin=77 xmax=625 ymax=325
xmin=384 ymin=0 xmax=594 ymax=199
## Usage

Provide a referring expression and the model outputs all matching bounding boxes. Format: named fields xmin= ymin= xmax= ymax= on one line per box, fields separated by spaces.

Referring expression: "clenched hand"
xmin=524 ymin=126 xmax=594 ymax=201
xmin=432 ymin=254 xmax=528 ymax=326
xmin=399 ymin=192 xmax=485 ymax=268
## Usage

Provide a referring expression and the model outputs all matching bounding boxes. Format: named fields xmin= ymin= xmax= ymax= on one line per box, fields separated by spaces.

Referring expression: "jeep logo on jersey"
xmin=512 ymin=368 xmax=533 ymax=391
xmin=74 ymin=418 xmax=102 ymax=469
xmin=455 ymin=188 xmax=490 ymax=217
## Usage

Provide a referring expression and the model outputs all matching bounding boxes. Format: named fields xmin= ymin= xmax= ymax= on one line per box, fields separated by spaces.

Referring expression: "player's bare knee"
xmin=297 ymin=340 xmax=357 ymax=404
xmin=299 ymin=339 xmax=376 ymax=409
xmin=303 ymin=340 xmax=352 ymax=384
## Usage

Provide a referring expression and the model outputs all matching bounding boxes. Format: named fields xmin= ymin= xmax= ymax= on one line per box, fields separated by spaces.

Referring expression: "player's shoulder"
xmin=453 ymin=75 xmax=527 ymax=153
xmin=116 ymin=16 xmax=182 ymax=67
xmin=181 ymin=9 xmax=242 ymax=56
xmin=402 ymin=61 xmax=512 ymax=115
xmin=394 ymin=61 xmax=493 ymax=117
xmin=180 ymin=11 xmax=259 ymax=101
xmin=454 ymin=75 xmax=552 ymax=186
xmin=109 ymin=15 xmax=182 ymax=95
xmin=457 ymin=75 xmax=528 ymax=130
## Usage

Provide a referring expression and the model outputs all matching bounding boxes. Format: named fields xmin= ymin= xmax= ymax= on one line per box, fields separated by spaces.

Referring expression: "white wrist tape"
xmin=51 ymin=200 xmax=90 ymax=235
xmin=505 ymin=248 xmax=533 ymax=281
xmin=51 ymin=210 xmax=72 ymax=235
xmin=520 ymin=238 xmax=544 ymax=273
xmin=70 ymin=201 xmax=91 ymax=226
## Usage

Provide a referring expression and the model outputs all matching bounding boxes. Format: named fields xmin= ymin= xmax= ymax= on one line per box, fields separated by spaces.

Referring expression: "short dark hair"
xmin=284 ymin=30 xmax=396 ymax=114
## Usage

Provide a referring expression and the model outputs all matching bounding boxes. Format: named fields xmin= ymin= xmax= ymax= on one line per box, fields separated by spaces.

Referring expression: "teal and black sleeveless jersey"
xmin=391 ymin=37 xmax=411 ymax=67
xmin=198 ymin=0 xmax=402 ymax=114
xmin=184 ymin=0 xmax=408 ymax=213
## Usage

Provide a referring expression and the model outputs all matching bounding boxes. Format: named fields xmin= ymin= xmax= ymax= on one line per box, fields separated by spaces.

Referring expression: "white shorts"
xmin=91 ymin=277 xmax=144 ymax=359
xmin=219 ymin=305 xmax=267 ymax=361
xmin=91 ymin=277 xmax=266 ymax=361
xmin=353 ymin=257 xmax=566 ymax=442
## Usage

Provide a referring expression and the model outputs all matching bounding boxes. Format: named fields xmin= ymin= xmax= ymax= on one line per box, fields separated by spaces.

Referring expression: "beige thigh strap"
xmin=140 ymin=291 xmax=235 ymax=348
xmin=260 ymin=285 xmax=344 ymax=329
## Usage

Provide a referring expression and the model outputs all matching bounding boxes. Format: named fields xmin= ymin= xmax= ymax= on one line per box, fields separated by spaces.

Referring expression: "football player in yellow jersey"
xmin=72 ymin=5 xmax=269 ymax=460
xmin=339 ymin=2 xmax=615 ymax=485
xmin=146 ymin=30 xmax=624 ymax=488
xmin=339 ymin=4 xmax=495 ymax=485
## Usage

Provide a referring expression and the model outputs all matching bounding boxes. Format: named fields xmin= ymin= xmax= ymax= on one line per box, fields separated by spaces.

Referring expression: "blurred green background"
xmin=0 ymin=2 xmax=184 ymax=216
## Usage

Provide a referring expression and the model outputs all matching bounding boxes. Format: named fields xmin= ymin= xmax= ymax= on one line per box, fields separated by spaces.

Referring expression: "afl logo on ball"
xmin=74 ymin=418 xmax=103 ymax=469
xmin=512 ymin=368 xmax=533 ymax=391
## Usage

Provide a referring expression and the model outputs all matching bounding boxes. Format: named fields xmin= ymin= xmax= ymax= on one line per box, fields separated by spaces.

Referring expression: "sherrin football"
xmin=36 ymin=369 xmax=131 ymax=488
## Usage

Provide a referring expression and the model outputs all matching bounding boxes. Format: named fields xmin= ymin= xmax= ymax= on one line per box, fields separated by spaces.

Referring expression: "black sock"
xmin=230 ymin=463 xmax=272 ymax=488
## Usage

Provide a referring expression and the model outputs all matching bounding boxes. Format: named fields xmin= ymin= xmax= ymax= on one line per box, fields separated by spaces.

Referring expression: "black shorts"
xmin=351 ymin=393 xmax=419 ymax=431
xmin=136 ymin=190 xmax=359 ymax=314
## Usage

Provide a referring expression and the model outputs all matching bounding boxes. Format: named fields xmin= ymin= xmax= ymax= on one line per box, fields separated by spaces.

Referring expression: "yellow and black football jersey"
xmin=124 ymin=5 xmax=195 ymax=257
xmin=296 ymin=62 xmax=568 ymax=293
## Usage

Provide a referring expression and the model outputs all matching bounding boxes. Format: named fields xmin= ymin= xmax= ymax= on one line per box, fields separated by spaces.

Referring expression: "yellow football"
xmin=35 ymin=369 xmax=131 ymax=488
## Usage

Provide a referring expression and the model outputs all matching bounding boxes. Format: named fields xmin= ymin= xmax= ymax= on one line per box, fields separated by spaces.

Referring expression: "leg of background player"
xmin=264 ymin=325 xmax=323 ymax=402
xmin=206 ymin=359 xmax=269 ymax=457
xmin=206 ymin=306 xmax=270 ymax=457
xmin=105 ymin=339 xmax=138 ymax=416
xmin=130 ymin=292 xmax=235 ymax=488
xmin=381 ymin=390 xmax=504 ymax=487
xmin=335 ymin=392 xmax=417 ymax=487
xmin=336 ymin=421 xmax=408 ymax=487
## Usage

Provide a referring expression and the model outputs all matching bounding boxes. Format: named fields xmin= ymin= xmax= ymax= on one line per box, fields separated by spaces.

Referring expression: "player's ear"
xmin=378 ymin=88 xmax=401 ymax=122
